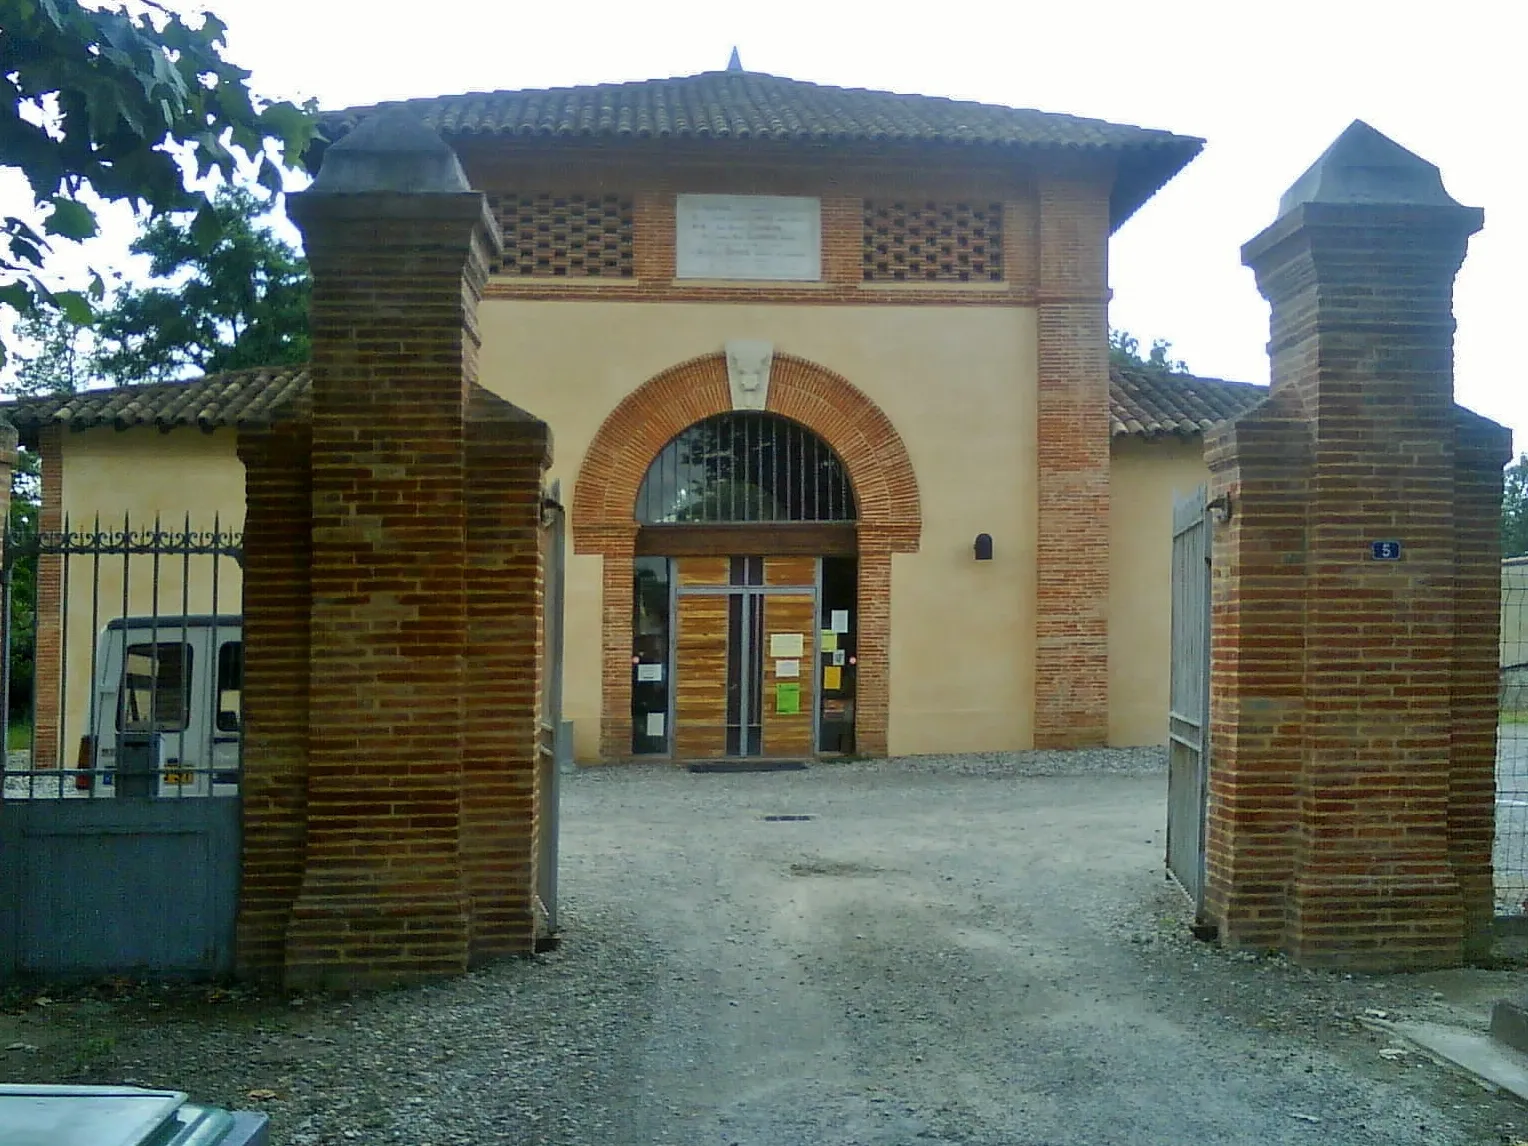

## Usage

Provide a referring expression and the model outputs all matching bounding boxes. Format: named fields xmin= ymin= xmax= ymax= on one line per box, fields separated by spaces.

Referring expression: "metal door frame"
xmin=1166 ymin=486 xmax=1213 ymax=916
xmin=536 ymin=482 xmax=566 ymax=936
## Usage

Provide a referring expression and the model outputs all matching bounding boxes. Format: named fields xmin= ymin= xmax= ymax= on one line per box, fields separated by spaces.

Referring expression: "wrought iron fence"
xmin=1499 ymin=558 xmax=1528 ymax=913
xmin=1 ymin=514 xmax=244 ymax=801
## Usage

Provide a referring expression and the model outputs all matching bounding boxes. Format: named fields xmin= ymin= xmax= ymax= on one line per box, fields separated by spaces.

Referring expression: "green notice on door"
xmin=775 ymin=682 xmax=801 ymax=715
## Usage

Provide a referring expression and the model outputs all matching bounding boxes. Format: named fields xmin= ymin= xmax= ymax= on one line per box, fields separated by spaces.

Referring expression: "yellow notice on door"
xmin=775 ymin=682 xmax=801 ymax=714
xmin=820 ymin=632 xmax=837 ymax=652
xmin=823 ymin=665 xmax=842 ymax=691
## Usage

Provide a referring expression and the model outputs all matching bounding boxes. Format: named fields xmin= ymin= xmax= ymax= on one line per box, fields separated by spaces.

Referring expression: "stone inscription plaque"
xmin=675 ymin=194 xmax=821 ymax=281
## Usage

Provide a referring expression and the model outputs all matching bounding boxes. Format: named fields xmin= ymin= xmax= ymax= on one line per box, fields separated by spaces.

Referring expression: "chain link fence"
xmin=1498 ymin=558 xmax=1528 ymax=914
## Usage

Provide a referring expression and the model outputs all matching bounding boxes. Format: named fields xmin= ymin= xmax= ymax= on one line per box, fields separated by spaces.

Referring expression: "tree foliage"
xmin=1504 ymin=454 xmax=1528 ymax=560
xmin=1109 ymin=328 xmax=1189 ymax=374
xmin=8 ymin=306 xmax=90 ymax=397
xmin=1 ymin=0 xmax=315 ymax=366
xmin=93 ymin=185 xmax=309 ymax=384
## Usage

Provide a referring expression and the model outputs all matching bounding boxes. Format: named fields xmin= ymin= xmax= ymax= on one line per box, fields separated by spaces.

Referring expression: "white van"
xmin=78 ymin=615 xmax=243 ymax=798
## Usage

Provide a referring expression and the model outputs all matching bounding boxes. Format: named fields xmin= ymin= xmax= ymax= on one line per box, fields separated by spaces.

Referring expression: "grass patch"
xmin=6 ymin=718 xmax=31 ymax=752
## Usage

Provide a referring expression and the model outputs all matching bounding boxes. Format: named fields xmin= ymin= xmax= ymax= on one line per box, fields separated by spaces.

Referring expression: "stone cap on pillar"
xmin=1243 ymin=119 xmax=1483 ymax=278
xmin=1278 ymin=120 xmax=1464 ymax=215
xmin=310 ymin=106 xmax=471 ymax=194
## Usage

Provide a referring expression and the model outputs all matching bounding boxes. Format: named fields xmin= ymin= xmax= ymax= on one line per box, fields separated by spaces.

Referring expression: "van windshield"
xmin=117 ymin=642 xmax=192 ymax=732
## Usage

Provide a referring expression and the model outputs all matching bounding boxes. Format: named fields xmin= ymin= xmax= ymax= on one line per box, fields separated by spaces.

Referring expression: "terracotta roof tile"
xmin=1108 ymin=364 xmax=1267 ymax=438
xmin=3 ymin=362 xmax=1265 ymax=449
xmin=323 ymin=72 xmax=1196 ymax=151
xmin=316 ymin=71 xmax=1203 ymax=228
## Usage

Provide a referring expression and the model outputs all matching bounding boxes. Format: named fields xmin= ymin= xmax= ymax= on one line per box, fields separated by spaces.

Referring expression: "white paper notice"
xmin=636 ymin=663 xmax=663 ymax=683
xmin=775 ymin=659 xmax=800 ymax=678
xmin=770 ymin=632 xmax=804 ymax=658
xmin=645 ymin=712 xmax=665 ymax=737
xmin=832 ymin=649 xmax=846 ymax=667
xmin=830 ymin=610 xmax=850 ymax=633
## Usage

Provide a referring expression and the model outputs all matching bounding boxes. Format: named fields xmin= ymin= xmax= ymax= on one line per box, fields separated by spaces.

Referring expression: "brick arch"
xmin=572 ymin=352 xmax=921 ymax=760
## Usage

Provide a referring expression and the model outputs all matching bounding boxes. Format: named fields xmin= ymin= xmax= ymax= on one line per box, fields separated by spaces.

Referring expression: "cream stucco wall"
xmin=1107 ymin=434 xmax=1211 ymax=747
xmin=476 ymin=300 xmax=1038 ymax=759
xmin=54 ymin=428 xmax=245 ymax=759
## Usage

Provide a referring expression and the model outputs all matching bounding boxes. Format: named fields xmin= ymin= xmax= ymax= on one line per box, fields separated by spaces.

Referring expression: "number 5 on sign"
xmin=1370 ymin=540 xmax=1402 ymax=561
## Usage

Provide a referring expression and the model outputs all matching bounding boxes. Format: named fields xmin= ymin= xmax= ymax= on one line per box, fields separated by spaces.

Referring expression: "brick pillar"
xmin=463 ymin=392 xmax=550 ymax=960
xmin=234 ymin=426 xmax=313 ymax=978
xmin=282 ymin=110 xmax=503 ymax=988
xmin=1208 ymin=121 xmax=1510 ymax=970
xmin=1453 ymin=415 xmax=1511 ymax=957
xmin=1033 ymin=173 xmax=1112 ymax=747
xmin=0 ymin=413 xmax=15 ymax=766
xmin=30 ymin=427 xmax=63 ymax=770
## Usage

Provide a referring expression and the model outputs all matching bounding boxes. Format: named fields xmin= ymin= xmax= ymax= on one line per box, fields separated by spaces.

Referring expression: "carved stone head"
xmin=724 ymin=340 xmax=774 ymax=411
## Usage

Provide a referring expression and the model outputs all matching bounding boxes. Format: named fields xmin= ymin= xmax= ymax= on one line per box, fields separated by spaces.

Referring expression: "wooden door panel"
xmin=675 ymin=594 xmax=730 ymax=759
xmin=678 ymin=557 xmax=731 ymax=587
xmin=763 ymin=593 xmax=816 ymax=757
xmin=765 ymin=556 xmax=816 ymax=587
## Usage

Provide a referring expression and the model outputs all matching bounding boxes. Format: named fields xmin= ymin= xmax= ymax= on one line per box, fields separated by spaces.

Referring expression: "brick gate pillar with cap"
xmin=1202 ymin=122 xmax=1511 ymax=970
xmin=238 ymin=109 xmax=552 ymax=989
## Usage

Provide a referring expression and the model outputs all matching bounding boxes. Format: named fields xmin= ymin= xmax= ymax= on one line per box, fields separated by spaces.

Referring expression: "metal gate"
xmin=1166 ymin=487 xmax=1212 ymax=914
xmin=0 ymin=515 xmax=243 ymax=979
xmin=536 ymin=483 xmax=566 ymax=938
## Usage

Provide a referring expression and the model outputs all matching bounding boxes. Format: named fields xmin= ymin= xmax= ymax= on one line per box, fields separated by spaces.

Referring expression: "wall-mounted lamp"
xmin=973 ymin=533 xmax=994 ymax=561
xmin=1207 ymin=494 xmax=1233 ymax=525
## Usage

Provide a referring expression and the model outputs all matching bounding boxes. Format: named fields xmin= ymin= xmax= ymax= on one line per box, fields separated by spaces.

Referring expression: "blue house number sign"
xmin=1370 ymin=540 xmax=1403 ymax=561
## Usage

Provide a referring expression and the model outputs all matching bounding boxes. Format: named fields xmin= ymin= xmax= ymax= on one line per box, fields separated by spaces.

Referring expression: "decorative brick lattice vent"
xmin=487 ymin=193 xmax=635 ymax=277
xmin=862 ymin=201 xmax=1003 ymax=283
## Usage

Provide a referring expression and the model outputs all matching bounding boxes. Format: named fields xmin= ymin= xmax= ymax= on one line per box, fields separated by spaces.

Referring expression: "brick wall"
xmin=462 ymin=139 xmax=1040 ymax=309
xmin=234 ymin=426 xmax=313 ymax=977
xmin=1033 ymin=173 xmax=1113 ymax=748
xmin=31 ymin=427 xmax=63 ymax=770
xmin=570 ymin=352 xmax=921 ymax=760
xmin=1206 ymin=128 xmax=1510 ymax=970
xmin=463 ymin=392 xmax=551 ymax=960
xmin=1202 ymin=396 xmax=1311 ymax=951
xmin=1452 ymin=412 xmax=1509 ymax=959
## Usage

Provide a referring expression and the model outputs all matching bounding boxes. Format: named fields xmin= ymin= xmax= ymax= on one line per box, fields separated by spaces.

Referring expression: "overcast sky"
xmin=7 ymin=0 xmax=1521 ymax=444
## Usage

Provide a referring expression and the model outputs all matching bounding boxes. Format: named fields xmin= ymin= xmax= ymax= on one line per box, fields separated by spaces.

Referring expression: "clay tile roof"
xmin=3 ymin=365 xmax=312 ymax=447
xmin=3 ymin=362 xmax=1266 ymax=449
xmin=1108 ymin=365 xmax=1267 ymax=438
xmin=316 ymin=71 xmax=1203 ymax=228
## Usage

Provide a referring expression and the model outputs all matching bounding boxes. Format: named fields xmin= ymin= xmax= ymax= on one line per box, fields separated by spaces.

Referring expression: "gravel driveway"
xmin=6 ymin=750 xmax=1528 ymax=1145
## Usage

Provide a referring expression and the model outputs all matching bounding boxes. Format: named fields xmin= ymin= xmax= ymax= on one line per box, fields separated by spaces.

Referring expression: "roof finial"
xmin=727 ymin=46 xmax=743 ymax=72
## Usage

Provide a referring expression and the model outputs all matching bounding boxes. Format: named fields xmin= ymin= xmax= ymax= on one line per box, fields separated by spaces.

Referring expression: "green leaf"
xmin=51 ymin=291 xmax=95 ymax=327
xmin=189 ymin=200 xmax=225 ymax=252
xmin=0 ymin=282 xmax=37 ymax=315
xmin=43 ymin=198 xmax=98 ymax=241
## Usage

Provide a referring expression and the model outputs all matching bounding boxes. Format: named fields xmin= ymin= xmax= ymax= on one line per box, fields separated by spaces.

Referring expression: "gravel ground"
xmin=5 ymin=748 xmax=1528 ymax=1145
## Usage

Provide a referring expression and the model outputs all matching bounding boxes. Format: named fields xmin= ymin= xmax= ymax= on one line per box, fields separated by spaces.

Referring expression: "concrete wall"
xmin=1107 ymin=435 xmax=1211 ymax=747
xmin=476 ymin=299 xmax=1037 ymax=759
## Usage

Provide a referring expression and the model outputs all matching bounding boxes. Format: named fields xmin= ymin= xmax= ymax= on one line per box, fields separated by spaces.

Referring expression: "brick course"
xmin=234 ymin=426 xmax=314 ymax=978
xmin=31 ymin=427 xmax=63 ymax=770
xmin=1033 ymin=173 xmax=1113 ymax=748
